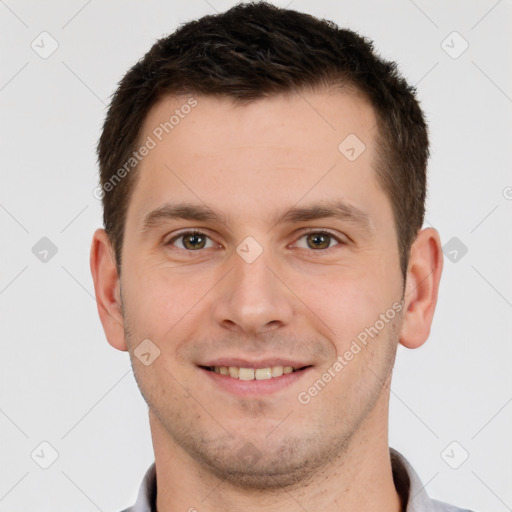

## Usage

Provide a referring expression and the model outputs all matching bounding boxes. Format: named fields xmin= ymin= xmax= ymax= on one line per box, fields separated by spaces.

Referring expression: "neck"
xmin=151 ymin=396 xmax=401 ymax=512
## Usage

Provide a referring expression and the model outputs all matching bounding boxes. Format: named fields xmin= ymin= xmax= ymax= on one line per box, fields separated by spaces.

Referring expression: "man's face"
xmin=119 ymin=90 xmax=405 ymax=488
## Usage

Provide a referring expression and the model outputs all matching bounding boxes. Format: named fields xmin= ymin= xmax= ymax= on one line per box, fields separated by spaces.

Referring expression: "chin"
xmin=198 ymin=448 xmax=319 ymax=491
xmin=182 ymin=427 xmax=348 ymax=492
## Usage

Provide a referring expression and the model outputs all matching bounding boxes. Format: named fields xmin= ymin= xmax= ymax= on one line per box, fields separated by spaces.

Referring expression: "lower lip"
xmin=200 ymin=367 xmax=312 ymax=397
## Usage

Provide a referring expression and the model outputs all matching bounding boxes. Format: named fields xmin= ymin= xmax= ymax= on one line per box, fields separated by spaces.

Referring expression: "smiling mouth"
xmin=200 ymin=365 xmax=310 ymax=381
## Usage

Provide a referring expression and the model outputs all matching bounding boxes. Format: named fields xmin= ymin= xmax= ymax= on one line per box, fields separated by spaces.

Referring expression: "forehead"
xmin=141 ymin=89 xmax=376 ymax=158
xmin=127 ymin=89 xmax=388 ymax=230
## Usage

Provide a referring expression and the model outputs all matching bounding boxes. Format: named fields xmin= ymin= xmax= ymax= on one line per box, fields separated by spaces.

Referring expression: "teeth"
xmin=239 ymin=367 xmax=255 ymax=380
xmin=211 ymin=365 xmax=300 ymax=380
xmin=271 ymin=366 xmax=283 ymax=377
xmin=255 ymin=368 xmax=272 ymax=380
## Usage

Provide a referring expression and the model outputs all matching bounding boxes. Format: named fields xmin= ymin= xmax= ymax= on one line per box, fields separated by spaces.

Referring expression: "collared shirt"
xmin=121 ymin=448 xmax=475 ymax=512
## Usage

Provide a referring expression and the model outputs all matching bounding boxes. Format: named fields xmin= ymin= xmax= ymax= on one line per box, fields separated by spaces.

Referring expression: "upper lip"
xmin=199 ymin=358 xmax=311 ymax=369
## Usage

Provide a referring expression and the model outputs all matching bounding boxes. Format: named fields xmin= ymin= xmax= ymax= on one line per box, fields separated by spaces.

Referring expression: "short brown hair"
xmin=97 ymin=1 xmax=428 ymax=279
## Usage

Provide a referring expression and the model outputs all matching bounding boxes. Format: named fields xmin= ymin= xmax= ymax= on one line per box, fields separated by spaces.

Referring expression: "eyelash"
xmin=165 ymin=229 xmax=346 ymax=252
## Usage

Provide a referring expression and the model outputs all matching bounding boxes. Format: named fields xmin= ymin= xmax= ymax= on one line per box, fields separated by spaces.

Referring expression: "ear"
xmin=399 ymin=227 xmax=443 ymax=349
xmin=90 ymin=228 xmax=127 ymax=351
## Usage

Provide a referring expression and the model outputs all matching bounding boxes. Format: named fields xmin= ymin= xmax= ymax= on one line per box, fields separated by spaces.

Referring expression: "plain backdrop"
xmin=1 ymin=1 xmax=511 ymax=511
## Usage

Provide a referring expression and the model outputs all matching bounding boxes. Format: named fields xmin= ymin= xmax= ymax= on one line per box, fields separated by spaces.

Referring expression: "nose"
xmin=212 ymin=247 xmax=294 ymax=335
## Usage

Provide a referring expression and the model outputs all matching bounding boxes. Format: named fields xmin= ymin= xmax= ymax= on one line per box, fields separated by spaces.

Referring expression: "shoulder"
xmin=390 ymin=448 xmax=477 ymax=512
xmin=117 ymin=463 xmax=156 ymax=512
xmin=430 ymin=500 xmax=476 ymax=512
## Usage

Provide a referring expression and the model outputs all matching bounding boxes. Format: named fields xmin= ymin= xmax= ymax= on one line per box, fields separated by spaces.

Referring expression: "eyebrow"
xmin=140 ymin=200 xmax=373 ymax=233
xmin=141 ymin=203 xmax=228 ymax=232
xmin=274 ymin=201 xmax=373 ymax=231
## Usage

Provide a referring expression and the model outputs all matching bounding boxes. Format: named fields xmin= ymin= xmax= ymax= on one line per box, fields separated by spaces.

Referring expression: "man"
xmin=90 ymin=2 xmax=473 ymax=511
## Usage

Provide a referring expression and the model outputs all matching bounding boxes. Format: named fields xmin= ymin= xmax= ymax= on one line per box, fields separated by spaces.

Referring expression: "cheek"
xmin=122 ymin=263 xmax=221 ymax=345
xmin=292 ymin=266 xmax=391 ymax=341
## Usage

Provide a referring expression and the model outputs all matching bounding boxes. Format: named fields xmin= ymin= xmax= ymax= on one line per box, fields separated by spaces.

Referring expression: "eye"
xmin=295 ymin=230 xmax=343 ymax=250
xmin=167 ymin=230 xmax=216 ymax=250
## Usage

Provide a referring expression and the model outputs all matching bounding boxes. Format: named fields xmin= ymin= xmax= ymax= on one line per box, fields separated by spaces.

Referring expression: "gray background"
xmin=1 ymin=0 xmax=511 ymax=510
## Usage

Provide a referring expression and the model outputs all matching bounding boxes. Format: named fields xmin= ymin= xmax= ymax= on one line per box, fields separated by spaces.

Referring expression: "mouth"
xmin=198 ymin=360 xmax=313 ymax=397
xmin=200 ymin=364 xmax=310 ymax=381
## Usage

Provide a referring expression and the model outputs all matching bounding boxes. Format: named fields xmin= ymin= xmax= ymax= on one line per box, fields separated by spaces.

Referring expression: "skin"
xmin=90 ymin=88 xmax=443 ymax=512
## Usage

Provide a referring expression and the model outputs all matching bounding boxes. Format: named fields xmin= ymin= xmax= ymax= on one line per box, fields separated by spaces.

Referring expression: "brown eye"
xmin=169 ymin=231 xmax=213 ymax=250
xmin=306 ymin=232 xmax=332 ymax=250
xmin=294 ymin=231 xmax=342 ymax=251
xmin=182 ymin=232 xmax=206 ymax=250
